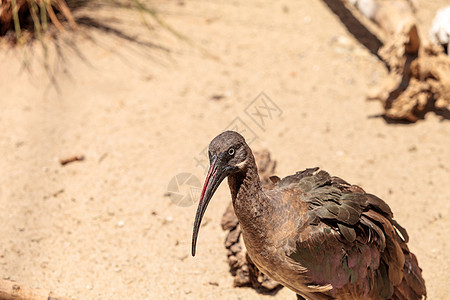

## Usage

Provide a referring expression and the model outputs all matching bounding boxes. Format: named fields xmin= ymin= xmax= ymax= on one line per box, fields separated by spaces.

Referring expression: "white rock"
xmin=430 ymin=6 xmax=450 ymax=55
xmin=349 ymin=0 xmax=377 ymax=20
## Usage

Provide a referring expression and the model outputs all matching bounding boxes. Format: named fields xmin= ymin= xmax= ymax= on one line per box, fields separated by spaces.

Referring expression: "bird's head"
xmin=192 ymin=131 xmax=250 ymax=256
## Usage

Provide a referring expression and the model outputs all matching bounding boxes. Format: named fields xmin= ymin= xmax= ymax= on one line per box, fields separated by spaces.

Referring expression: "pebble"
xmin=163 ymin=216 xmax=173 ymax=225
xmin=337 ymin=36 xmax=352 ymax=47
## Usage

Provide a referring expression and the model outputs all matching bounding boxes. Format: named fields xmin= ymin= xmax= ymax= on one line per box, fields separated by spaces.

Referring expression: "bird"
xmin=192 ymin=131 xmax=426 ymax=300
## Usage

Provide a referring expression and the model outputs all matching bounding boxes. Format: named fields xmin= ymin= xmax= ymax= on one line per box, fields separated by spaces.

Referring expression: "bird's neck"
xmin=227 ymin=158 xmax=268 ymax=237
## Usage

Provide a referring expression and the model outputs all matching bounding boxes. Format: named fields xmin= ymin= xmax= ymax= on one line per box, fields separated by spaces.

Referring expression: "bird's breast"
xmin=241 ymin=230 xmax=284 ymax=280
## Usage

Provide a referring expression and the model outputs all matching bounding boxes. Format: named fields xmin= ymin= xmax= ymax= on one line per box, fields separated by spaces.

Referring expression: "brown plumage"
xmin=192 ymin=131 xmax=426 ymax=300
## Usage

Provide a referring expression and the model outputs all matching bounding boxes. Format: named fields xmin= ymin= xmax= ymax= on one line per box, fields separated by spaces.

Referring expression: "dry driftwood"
xmin=0 ymin=279 xmax=70 ymax=300
xmin=220 ymin=150 xmax=283 ymax=294
xmin=346 ymin=0 xmax=450 ymax=121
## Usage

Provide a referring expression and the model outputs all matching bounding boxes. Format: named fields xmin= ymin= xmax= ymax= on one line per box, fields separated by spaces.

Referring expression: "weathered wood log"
xmin=345 ymin=0 xmax=450 ymax=121
xmin=0 ymin=279 xmax=70 ymax=300
xmin=221 ymin=150 xmax=283 ymax=294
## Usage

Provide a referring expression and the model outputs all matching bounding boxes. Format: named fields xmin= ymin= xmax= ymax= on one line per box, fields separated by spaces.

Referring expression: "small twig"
xmin=59 ymin=155 xmax=85 ymax=166
xmin=98 ymin=152 xmax=108 ymax=163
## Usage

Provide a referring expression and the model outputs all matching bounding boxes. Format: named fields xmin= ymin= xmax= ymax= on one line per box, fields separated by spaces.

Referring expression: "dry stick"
xmin=59 ymin=155 xmax=85 ymax=166
xmin=0 ymin=279 xmax=70 ymax=300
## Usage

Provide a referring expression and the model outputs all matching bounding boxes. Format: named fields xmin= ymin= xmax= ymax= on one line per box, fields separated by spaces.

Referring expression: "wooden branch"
xmin=0 ymin=279 xmax=70 ymax=300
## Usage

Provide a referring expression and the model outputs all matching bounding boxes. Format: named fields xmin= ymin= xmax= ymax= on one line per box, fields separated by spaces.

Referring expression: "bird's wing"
xmin=278 ymin=169 xmax=421 ymax=299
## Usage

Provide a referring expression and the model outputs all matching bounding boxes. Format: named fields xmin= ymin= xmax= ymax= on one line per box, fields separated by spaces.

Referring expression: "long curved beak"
xmin=192 ymin=156 xmax=226 ymax=256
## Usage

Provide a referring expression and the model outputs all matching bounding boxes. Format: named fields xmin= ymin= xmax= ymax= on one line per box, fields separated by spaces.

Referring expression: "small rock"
xmin=334 ymin=36 xmax=354 ymax=51
xmin=225 ymin=90 xmax=233 ymax=98
xmin=429 ymin=6 xmax=450 ymax=52
xmin=163 ymin=216 xmax=173 ymax=225
xmin=210 ymin=94 xmax=225 ymax=101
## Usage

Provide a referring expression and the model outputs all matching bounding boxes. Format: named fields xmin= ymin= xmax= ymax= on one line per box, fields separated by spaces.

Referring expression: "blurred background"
xmin=0 ymin=0 xmax=449 ymax=299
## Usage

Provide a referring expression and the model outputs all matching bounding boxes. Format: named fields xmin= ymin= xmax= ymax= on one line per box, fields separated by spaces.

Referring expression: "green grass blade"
xmin=11 ymin=0 xmax=23 ymax=44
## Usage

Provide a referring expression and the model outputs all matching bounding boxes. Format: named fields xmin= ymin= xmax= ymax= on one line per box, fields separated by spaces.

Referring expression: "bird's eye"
xmin=228 ymin=148 xmax=235 ymax=156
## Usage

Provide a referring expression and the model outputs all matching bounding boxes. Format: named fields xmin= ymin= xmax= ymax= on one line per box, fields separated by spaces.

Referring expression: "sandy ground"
xmin=0 ymin=0 xmax=449 ymax=299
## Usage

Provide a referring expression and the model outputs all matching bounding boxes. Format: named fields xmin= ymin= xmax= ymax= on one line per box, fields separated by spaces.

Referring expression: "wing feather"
xmin=280 ymin=168 xmax=425 ymax=299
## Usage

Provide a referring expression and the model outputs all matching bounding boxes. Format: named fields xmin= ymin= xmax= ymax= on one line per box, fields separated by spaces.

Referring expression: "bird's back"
xmin=262 ymin=168 xmax=427 ymax=299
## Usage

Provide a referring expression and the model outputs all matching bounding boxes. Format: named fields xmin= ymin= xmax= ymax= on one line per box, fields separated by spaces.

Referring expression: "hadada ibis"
xmin=192 ymin=131 xmax=426 ymax=300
